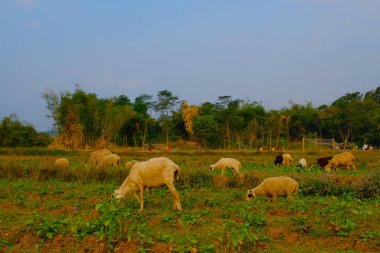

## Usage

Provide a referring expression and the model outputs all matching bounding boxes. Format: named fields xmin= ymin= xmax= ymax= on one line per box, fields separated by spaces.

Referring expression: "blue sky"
xmin=1 ymin=0 xmax=379 ymax=131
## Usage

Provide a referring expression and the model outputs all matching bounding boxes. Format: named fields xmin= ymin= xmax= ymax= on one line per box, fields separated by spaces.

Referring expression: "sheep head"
xmin=246 ymin=189 xmax=256 ymax=201
xmin=112 ymin=189 xmax=128 ymax=199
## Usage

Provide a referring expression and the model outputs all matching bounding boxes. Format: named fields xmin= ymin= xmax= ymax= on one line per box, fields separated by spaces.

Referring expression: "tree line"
xmin=1 ymin=86 xmax=379 ymax=149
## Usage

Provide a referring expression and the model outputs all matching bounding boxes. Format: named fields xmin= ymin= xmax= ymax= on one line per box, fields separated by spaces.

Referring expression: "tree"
xmin=181 ymin=101 xmax=199 ymax=141
xmin=153 ymin=90 xmax=179 ymax=145
xmin=193 ymin=115 xmax=219 ymax=148
xmin=0 ymin=114 xmax=51 ymax=147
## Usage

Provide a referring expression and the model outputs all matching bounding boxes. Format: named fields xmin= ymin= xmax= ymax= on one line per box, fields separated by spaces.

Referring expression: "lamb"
xmin=296 ymin=158 xmax=307 ymax=169
xmin=54 ymin=157 xmax=69 ymax=169
xmin=89 ymin=149 xmax=112 ymax=165
xmin=274 ymin=154 xmax=292 ymax=166
xmin=209 ymin=157 xmax=241 ymax=176
xmin=113 ymin=157 xmax=182 ymax=211
xmin=246 ymin=176 xmax=299 ymax=202
xmin=324 ymin=152 xmax=357 ymax=171
xmin=98 ymin=154 xmax=121 ymax=168
xmin=125 ymin=160 xmax=139 ymax=169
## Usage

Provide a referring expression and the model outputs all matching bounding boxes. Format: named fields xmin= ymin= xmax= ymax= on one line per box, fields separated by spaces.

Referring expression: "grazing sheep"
xmin=274 ymin=154 xmax=292 ymax=166
xmin=98 ymin=154 xmax=121 ymax=168
xmin=316 ymin=156 xmax=332 ymax=168
xmin=296 ymin=158 xmax=307 ymax=169
xmin=282 ymin=154 xmax=292 ymax=166
xmin=54 ymin=157 xmax=69 ymax=169
xmin=209 ymin=157 xmax=241 ymax=176
xmin=274 ymin=155 xmax=283 ymax=165
xmin=89 ymin=149 xmax=112 ymax=165
xmin=125 ymin=160 xmax=139 ymax=169
xmin=113 ymin=157 xmax=181 ymax=211
xmin=246 ymin=176 xmax=299 ymax=202
xmin=324 ymin=152 xmax=357 ymax=171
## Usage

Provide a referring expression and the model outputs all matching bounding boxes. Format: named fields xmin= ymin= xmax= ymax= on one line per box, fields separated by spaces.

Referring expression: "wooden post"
xmin=303 ymin=137 xmax=305 ymax=153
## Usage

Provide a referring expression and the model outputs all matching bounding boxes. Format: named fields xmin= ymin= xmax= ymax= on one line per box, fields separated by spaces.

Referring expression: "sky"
xmin=1 ymin=0 xmax=379 ymax=131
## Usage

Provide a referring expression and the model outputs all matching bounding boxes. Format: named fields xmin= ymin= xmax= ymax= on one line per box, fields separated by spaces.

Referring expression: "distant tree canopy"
xmin=38 ymin=86 xmax=380 ymax=149
xmin=0 ymin=114 xmax=51 ymax=147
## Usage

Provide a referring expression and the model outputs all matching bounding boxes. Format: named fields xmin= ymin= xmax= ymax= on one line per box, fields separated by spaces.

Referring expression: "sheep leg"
xmin=272 ymin=195 xmax=277 ymax=202
xmin=134 ymin=192 xmax=141 ymax=204
xmin=139 ymin=185 xmax=144 ymax=210
xmin=221 ymin=166 xmax=225 ymax=176
xmin=167 ymin=184 xmax=182 ymax=211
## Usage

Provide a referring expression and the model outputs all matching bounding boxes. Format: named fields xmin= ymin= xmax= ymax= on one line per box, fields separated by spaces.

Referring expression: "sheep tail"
xmin=294 ymin=183 xmax=300 ymax=195
xmin=173 ymin=165 xmax=181 ymax=180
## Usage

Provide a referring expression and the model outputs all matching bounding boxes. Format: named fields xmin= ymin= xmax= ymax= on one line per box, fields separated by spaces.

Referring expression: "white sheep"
xmin=246 ymin=176 xmax=299 ymax=202
xmin=296 ymin=158 xmax=307 ymax=169
xmin=324 ymin=152 xmax=357 ymax=171
xmin=113 ymin=157 xmax=182 ymax=211
xmin=98 ymin=154 xmax=121 ymax=168
xmin=282 ymin=154 xmax=293 ymax=166
xmin=125 ymin=160 xmax=139 ymax=169
xmin=209 ymin=157 xmax=241 ymax=176
xmin=89 ymin=149 xmax=112 ymax=165
xmin=54 ymin=157 xmax=69 ymax=169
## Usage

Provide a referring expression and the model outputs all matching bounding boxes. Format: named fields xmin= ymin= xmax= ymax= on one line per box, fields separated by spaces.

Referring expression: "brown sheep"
xmin=324 ymin=152 xmax=357 ymax=171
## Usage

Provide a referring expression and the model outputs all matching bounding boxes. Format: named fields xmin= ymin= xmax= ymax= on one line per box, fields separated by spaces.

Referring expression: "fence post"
xmin=302 ymin=137 xmax=305 ymax=153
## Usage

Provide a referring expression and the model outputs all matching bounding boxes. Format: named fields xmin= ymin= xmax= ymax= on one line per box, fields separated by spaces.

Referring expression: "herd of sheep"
xmin=53 ymin=149 xmax=357 ymax=211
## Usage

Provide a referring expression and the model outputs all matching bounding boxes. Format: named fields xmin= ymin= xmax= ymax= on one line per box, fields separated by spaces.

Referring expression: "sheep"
xmin=113 ymin=157 xmax=182 ymax=211
xmin=89 ymin=149 xmax=112 ymax=165
xmin=98 ymin=154 xmax=121 ymax=168
xmin=274 ymin=155 xmax=283 ymax=165
xmin=246 ymin=176 xmax=299 ymax=202
xmin=209 ymin=157 xmax=241 ymax=176
xmin=316 ymin=156 xmax=332 ymax=168
xmin=296 ymin=158 xmax=307 ymax=169
xmin=274 ymin=154 xmax=292 ymax=166
xmin=125 ymin=160 xmax=139 ymax=169
xmin=309 ymin=156 xmax=332 ymax=170
xmin=282 ymin=154 xmax=292 ymax=166
xmin=54 ymin=157 xmax=69 ymax=169
xmin=324 ymin=152 xmax=357 ymax=171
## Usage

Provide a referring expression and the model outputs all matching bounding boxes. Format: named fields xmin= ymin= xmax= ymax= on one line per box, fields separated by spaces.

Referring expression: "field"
xmin=0 ymin=148 xmax=379 ymax=252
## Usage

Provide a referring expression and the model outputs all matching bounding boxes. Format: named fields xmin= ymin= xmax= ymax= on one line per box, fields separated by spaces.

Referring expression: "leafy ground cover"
xmin=0 ymin=149 xmax=379 ymax=252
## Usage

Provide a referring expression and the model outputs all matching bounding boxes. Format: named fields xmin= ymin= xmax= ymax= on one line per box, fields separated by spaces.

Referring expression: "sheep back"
xmin=127 ymin=157 xmax=180 ymax=188
xmin=282 ymin=154 xmax=293 ymax=166
xmin=316 ymin=156 xmax=332 ymax=168
xmin=251 ymin=176 xmax=299 ymax=201
xmin=274 ymin=155 xmax=283 ymax=165
xmin=98 ymin=154 xmax=121 ymax=168
xmin=325 ymin=152 xmax=356 ymax=171
xmin=296 ymin=158 xmax=307 ymax=168
xmin=211 ymin=157 xmax=241 ymax=174
xmin=125 ymin=160 xmax=139 ymax=169
xmin=89 ymin=149 xmax=112 ymax=165
xmin=54 ymin=157 xmax=69 ymax=168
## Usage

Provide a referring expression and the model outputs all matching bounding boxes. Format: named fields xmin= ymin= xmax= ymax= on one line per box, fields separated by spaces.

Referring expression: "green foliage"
xmin=4 ymin=86 xmax=380 ymax=148
xmin=0 ymin=114 xmax=51 ymax=147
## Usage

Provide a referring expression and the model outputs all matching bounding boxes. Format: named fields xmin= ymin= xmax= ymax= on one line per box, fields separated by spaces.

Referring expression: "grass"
xmin=0 ymin=149 xmax=379 ymax=252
